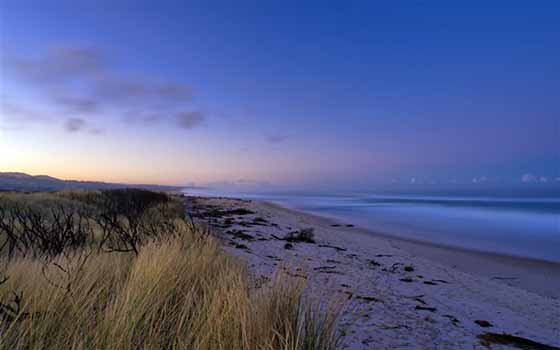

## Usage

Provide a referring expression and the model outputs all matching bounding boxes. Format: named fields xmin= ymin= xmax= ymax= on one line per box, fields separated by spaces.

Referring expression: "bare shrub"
xmin=92 ymin=189 xmax=181 ymax=255
xmin=285 ymin=228 xmax=316 ymax=243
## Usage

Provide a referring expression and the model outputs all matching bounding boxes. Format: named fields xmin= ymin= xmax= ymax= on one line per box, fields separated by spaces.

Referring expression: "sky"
xmin=1 ymin=1 xmax=559 ymax=188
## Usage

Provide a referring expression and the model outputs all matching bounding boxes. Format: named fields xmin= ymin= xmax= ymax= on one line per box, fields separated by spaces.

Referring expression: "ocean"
xmin=182 ymin=186 xmax=560 ymax=263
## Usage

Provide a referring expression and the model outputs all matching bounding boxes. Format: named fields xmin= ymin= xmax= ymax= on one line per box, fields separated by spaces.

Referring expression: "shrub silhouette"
xmin=0 ymin=189 xmax=181 ymax=258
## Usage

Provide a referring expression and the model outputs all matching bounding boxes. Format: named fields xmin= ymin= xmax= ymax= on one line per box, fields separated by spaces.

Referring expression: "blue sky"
xmin=1 ymin=1 xmax=558 ymax=187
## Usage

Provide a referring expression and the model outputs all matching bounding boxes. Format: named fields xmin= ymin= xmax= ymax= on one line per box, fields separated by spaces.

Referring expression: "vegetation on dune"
xmin=0 ymin=190 xmax=341 ymax=350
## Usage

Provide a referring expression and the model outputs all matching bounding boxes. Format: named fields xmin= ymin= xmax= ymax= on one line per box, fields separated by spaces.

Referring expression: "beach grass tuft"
xmin=0 ymin=190 xmax=341 ymax=350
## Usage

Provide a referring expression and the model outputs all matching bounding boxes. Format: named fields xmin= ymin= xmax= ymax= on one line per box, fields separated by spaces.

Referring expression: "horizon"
xmin=3 ymin=171 xmax=560 ymax=196
xmin=1 ymin=2 xmax=559 ymax=189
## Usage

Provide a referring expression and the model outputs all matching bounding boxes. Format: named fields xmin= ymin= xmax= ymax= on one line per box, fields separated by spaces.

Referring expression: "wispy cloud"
xmin=54 ymin=96 xmax=100 ymax=114
xmin=63 ymin=118 xmax=105 ymax=135
xmin=521 ymin=173 xmax=537 ymax=183
xmin=177 ymin=111 xmax=205 ymax=129
xmin=5 ymin=45 xmax=203 ymax=132
xmin=1 ymin=101 xmax=50 ymax=123
xmin=65 ymin=118 xmax=86 ymax=132
xmin=9 ymin=47 xmax=104 ymax=84
xmin=91 ymin=75 xmax=192 ymax=106
xmin=89 ymin=127 xmax=105 ymax=135
xmin=266 ymin=134 xmax=289 ymax=144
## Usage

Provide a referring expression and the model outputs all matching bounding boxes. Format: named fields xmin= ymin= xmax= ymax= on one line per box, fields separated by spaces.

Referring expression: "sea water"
xmin=182 ymin=186 xmax=560 ymax=263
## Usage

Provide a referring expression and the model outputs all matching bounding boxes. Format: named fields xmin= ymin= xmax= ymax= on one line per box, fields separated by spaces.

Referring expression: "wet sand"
xmin=262 ymin=201 xmax=560 ymax=299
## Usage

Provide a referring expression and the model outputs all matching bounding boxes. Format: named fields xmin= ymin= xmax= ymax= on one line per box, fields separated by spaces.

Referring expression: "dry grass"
xmin=0 ymin=191 xmax=341 ymax=350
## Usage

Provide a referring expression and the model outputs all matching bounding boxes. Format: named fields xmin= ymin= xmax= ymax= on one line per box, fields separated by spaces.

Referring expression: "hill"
xmin=0 ymin=172 xmax=185 ymax=192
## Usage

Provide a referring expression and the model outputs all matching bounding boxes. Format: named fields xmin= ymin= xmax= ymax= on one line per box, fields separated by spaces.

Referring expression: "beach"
xmin=185 ymin=195 xmax=560 ymax=350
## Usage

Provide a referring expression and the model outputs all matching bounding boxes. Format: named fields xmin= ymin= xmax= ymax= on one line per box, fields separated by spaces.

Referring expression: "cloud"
xmin=472 ymin=176 xmax=488 ymax=183
xmin=1 ymin=99 xmax=106 ymax=135
xmin=1 ymin=101 xmax=50 ymax=123
xmin=65 ymin=118 xmax=86 ymax=132
xmin=177 ymin=111 xmax=205 ymax=129
xmin=92 ymin=76 xmax=192 ymax=105
xmin=0 ymin=100 xmax=52 ymax=131
xmin=6 ymin=45 xmax=201 ymax=132
xmin=9 ymin=47 xmax=104 ymax=84
xmin=89 ymin=127 xmax=105 ymax=135
xmin=55 ymin=96 xmax=99 ymax=113
xmin=520 ymin=174 xmax=554 ymax=184
xmin=63 ymin=118 xmax=104 ymax=135
xmin=521 ymin=173 xmax=537 ymax=183
xmin=266 ymin=134 xmax=288 ymax=144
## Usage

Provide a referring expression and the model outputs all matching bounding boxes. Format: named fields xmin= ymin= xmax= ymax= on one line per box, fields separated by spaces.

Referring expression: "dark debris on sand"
xmin=478 ymin=333 xmax=560 ymax=350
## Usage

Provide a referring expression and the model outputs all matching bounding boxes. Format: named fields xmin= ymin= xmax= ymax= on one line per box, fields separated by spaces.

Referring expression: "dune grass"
xmin=0 ymin=190 xmax=341 ymax=350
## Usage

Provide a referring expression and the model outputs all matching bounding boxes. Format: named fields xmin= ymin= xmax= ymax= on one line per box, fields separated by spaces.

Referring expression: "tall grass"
xmin=0 ymin=191 xmax=341 ymax=350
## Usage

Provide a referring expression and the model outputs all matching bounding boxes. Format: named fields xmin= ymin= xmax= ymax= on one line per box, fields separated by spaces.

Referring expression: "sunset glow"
xmin=1 ymin=2 xmax=558 ymax=188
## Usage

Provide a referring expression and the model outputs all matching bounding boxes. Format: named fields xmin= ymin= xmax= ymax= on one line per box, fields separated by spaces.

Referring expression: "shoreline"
xmin=259 ymin=200 xmax=560 ymax=299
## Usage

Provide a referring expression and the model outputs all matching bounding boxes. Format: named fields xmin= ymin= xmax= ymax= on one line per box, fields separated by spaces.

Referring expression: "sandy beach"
xmin=185 ymin=195 xmax=560 ymax=350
